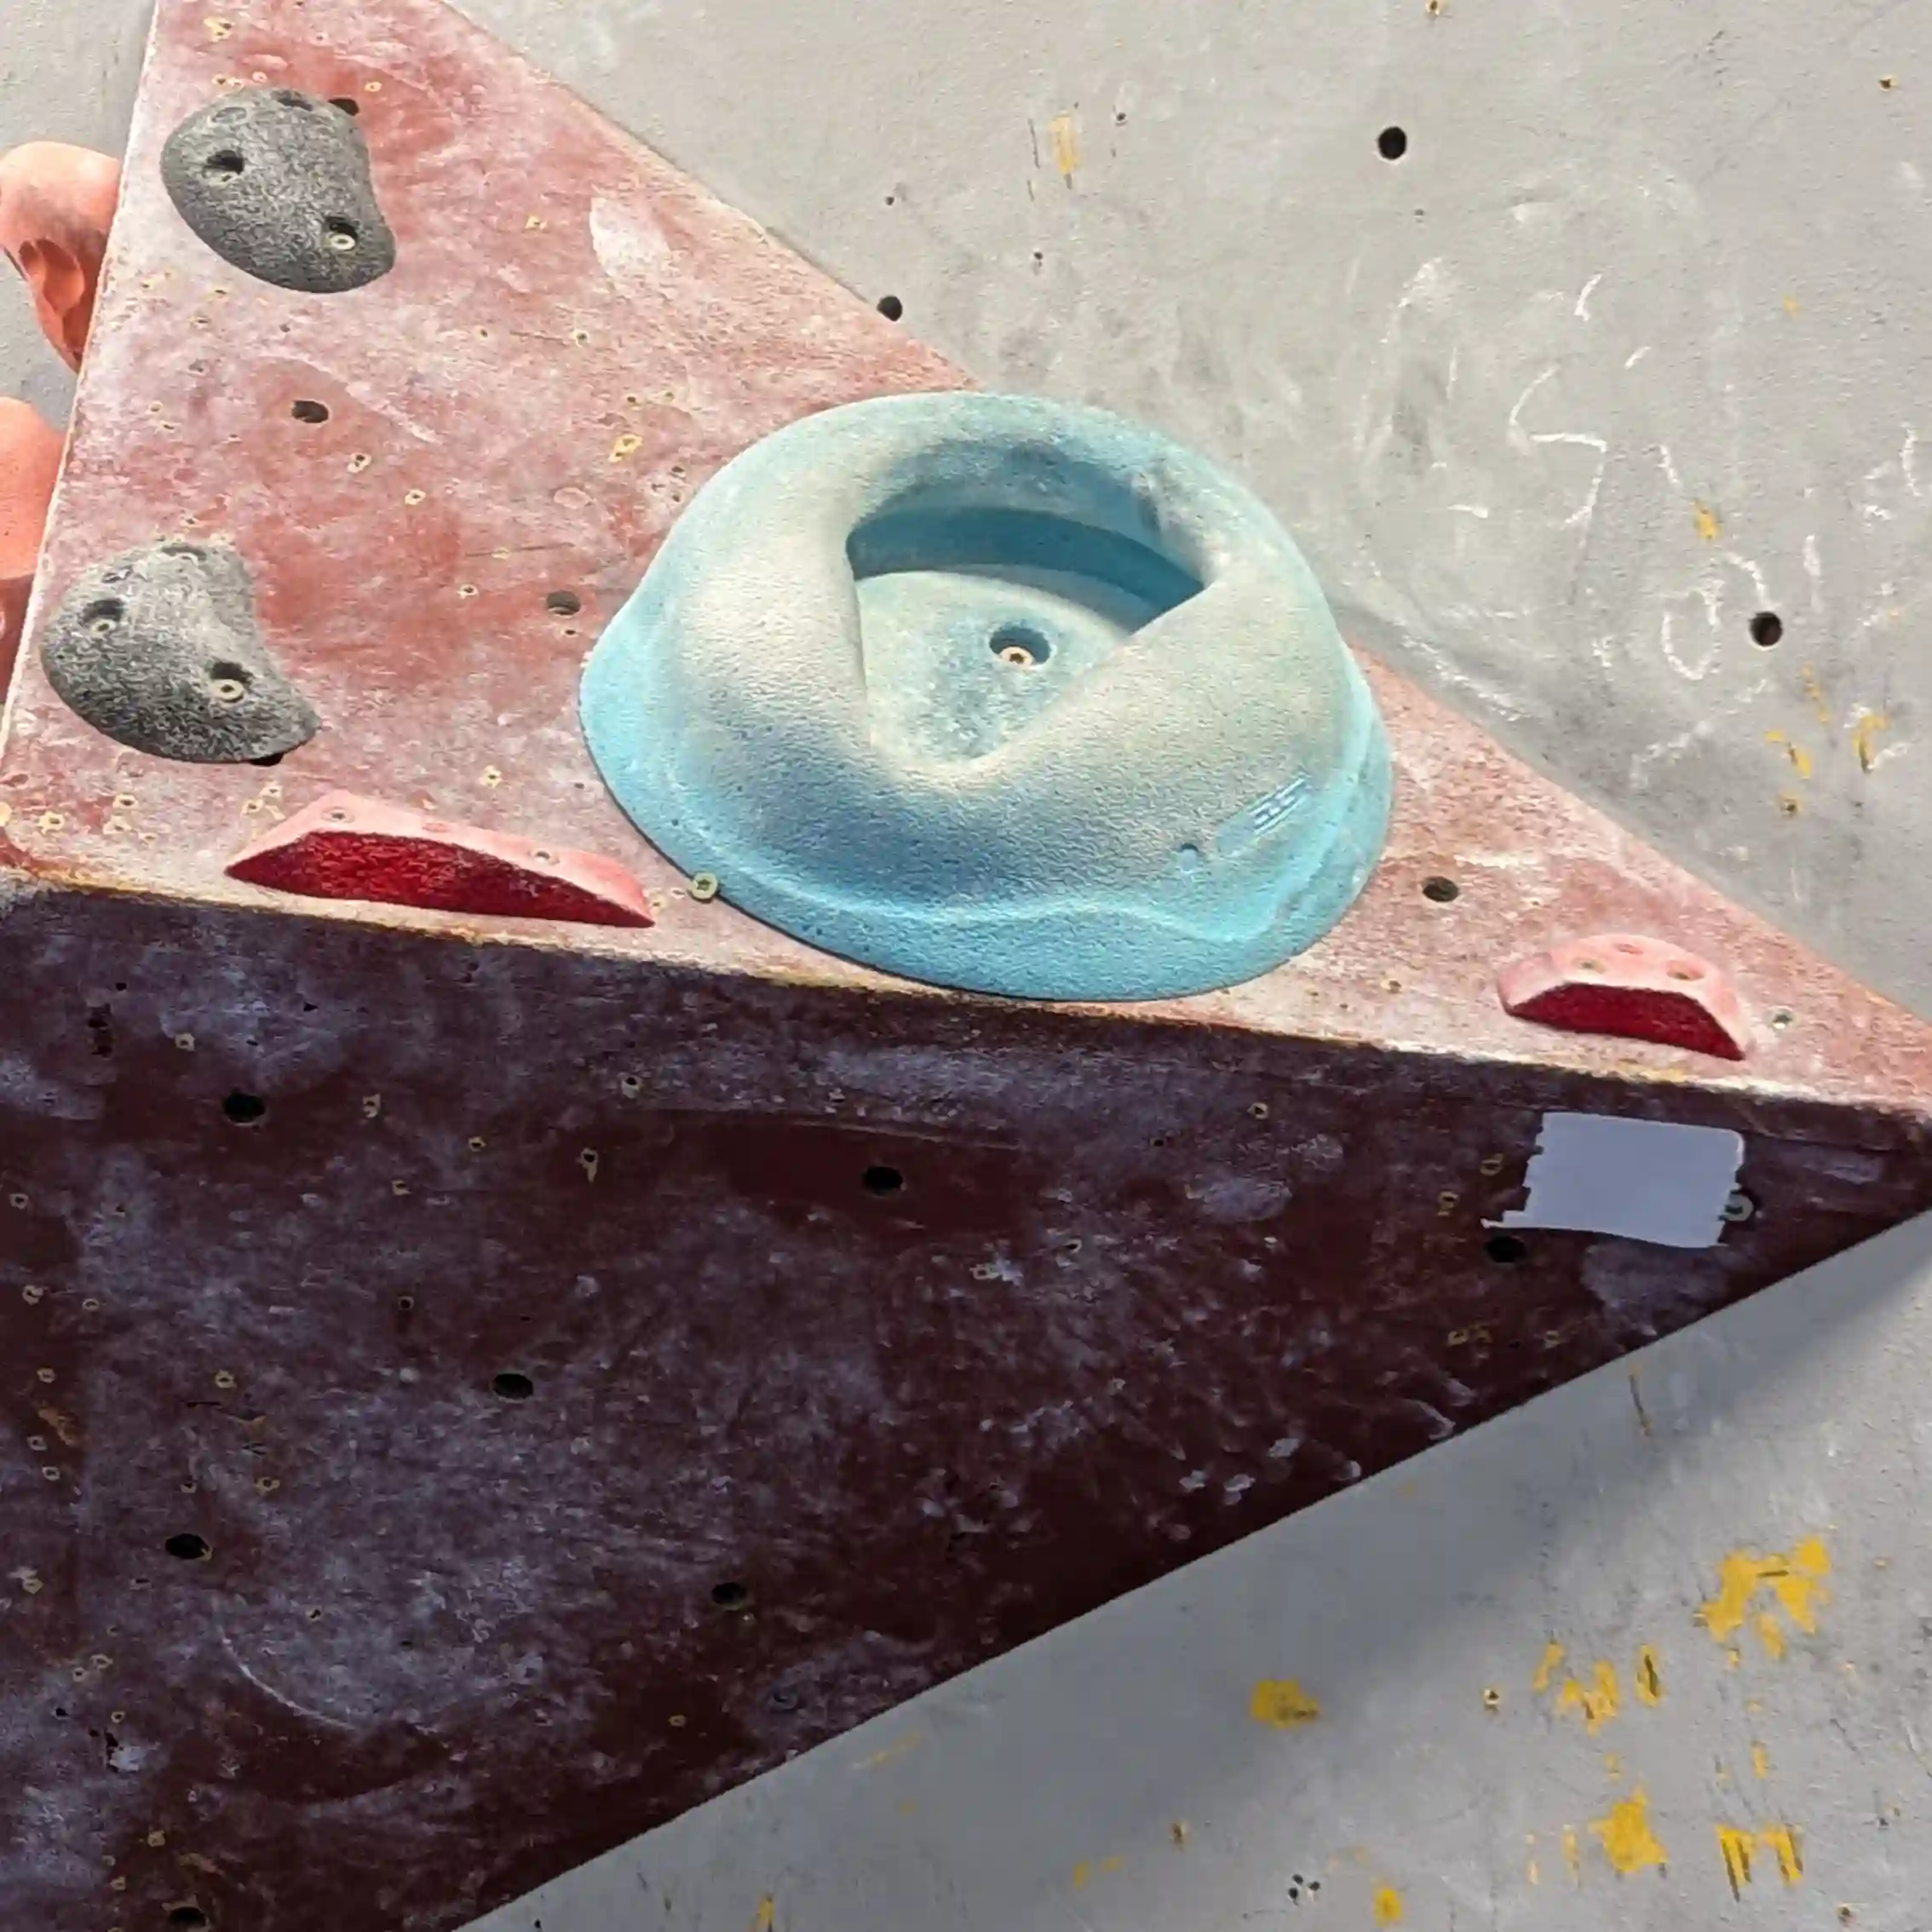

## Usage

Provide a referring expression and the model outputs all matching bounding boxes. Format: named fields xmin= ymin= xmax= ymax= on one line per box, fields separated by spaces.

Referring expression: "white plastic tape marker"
xmin=1489 ymin=1113 xmax=1745 ymax=1251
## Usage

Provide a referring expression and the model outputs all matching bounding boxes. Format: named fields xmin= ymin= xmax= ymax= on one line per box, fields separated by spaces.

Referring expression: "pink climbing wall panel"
xmin=1 ymin=0 xmax=1931 ymax=1929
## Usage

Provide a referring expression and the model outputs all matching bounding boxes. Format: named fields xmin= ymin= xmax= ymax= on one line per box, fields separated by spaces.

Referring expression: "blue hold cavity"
xmin=580 ymin=393 xmax=1392 ymax=1000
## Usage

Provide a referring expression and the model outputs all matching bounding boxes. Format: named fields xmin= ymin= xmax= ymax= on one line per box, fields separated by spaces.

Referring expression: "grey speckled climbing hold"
xmin=43 ymin=541 xmax=319 ymax=762
xmin=160 ymin=88 xmax=394 ymax=294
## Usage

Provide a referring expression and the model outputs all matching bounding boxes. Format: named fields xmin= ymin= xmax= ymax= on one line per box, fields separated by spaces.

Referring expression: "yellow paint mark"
xmin=855 ymin=1733 xmax=923 ymax=1769
xmin=609 ymin=433 xmax=642 ymax=463
xmin=1726 ymin=1647 xmax=1742 ymax=1670
xmin=1248 ymin=1679 xmax=1321 ymax=1728
xmin=1761 ymin=1825 xmax=1803 ymax=1883
xmin=1532 ymin=1642 xmax=1567 ymax=1695
xmin=750 ymin=1899 xmax=775 ymax=1932
xmin=1716 ymin=1825 xmax=1755 ymax=1897
xmin=1851 ymin=709 xmax=1890 ymax=773
xmin=1555 ymin=1660 xmax=1620 ymax=1734
xmin=1101 ymin=1857 xmax=1123 ymax=1875
xmin=1765 ymin=731 xmax=1814 ymax=779
xmin=1602 ymin=1753 xmax=1623 ymax=1777
xmin=1372 ymin=1886 xmax=1405 ymax=1925
xmin=1561 ymin=1826 xmax=1581 ymax=1884
xmin=1046 ymin=111 xmax=1080 ymax=183
xmin=1752 ymin=1742 xmax=1772 ymax=1780
xmin=1801 ymin=664 xmax=1832 ymax=727
xmin=1693 ymin=501 xmax=1722 ymax=542
xmin=1071 ymin=1863 xmax=1091 ymax=1891
xmin=1782 ymin=294 xmax=1802 ymax=316
xmin=1527 ymin=1858 xmax=1539 ymax=1884
xmin=1697 ymin=1540 xmax=1830 ymax=1647
xmin=1591 ymin=1788 xmax=1668 ymax=1875
xmin=1635 ymin=1646 xmax=1663 ymax=1706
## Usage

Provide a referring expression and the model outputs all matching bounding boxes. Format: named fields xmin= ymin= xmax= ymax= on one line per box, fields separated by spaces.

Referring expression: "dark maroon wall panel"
xmin=3 ymin=1 xmax=1931 ymax=1929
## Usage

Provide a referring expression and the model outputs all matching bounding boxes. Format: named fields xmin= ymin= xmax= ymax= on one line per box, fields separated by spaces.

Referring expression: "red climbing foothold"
xmin=1497 ymin=932 xmax=1748 ymax=1061
xmin=226 ymin=791 xmax=654 ymax=928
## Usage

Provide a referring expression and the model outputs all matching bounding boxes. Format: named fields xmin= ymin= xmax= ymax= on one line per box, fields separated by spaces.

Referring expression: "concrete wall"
xmin=9 ymin=3 xmax=1932 ymax=1927
xmin=0 ymin=0 xmax=147 ymax=421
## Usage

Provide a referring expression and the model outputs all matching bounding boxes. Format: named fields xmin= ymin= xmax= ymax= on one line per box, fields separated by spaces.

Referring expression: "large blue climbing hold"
xmin=580 ymin=393 xmax=1392 ymax=1000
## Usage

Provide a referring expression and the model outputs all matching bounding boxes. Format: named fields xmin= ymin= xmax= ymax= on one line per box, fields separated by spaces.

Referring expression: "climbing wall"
xmin=3 ymin=1 xmax=1932 ymax=1930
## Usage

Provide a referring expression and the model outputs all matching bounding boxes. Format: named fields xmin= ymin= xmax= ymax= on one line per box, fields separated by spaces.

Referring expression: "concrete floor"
xmin=8 ymin=1 xmax=1932 ymax=1925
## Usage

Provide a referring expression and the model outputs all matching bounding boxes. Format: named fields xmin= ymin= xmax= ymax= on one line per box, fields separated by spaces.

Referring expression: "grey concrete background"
xmin=9 ymin=1 xmax=1932 ymax=1926
xmin=0 ymin=0 xmax=147 ymax=423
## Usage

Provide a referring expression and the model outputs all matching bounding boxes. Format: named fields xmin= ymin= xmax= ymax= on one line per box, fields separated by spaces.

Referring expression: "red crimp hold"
xmin=1496 ymin=932 xmax=1748 ymax=1061
xmin=226 ymin=791 xmax=653 ymax=928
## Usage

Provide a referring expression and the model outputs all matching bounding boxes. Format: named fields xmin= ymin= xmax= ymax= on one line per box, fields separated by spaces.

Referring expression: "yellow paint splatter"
xmin=1781 ymin=294 xmax=1802 ymax=316
xmin=1248 ymin=1679 xmax=1321 ymax=1728
xmin=1602 ymin=1752 xmax=1623 ymax=1777
xmin=1527 ymin=1858 xmax=1539 ymax=1884
xmin=1761 ymin=1825 xmax=1803 ymax=1883
xmin=1752 ymin=1742 xmax=1772 ymax=1780
xmin=1697 ymin=1539 xmax=1830 ymax=1650
xmin=1531 ymin=1642 xmax=1567 ymax=1695
xmin=1561 ymin=1826 xmax=1581 ymax=1884
xmin=1693 ymin=501 xmax=1722 ymax=541
xmin=855 ymin=1733 xmax=923 ymax=1769
xmin=1716 ymin=1825 xmax=1755 ymax=1897
xmin=1801 ymin=665 xmax=1832 ymax=727
xmin=1765 ymin=731 xmax=1814 ymax=779
xmin=1046 ymin=111 xmax=1080 ymax=183
xmin=1072 ymin=1863 xmax=1091 ymax=1891
xmin=609 ymin=432 xmax=642 ymax=463
xmin=1555 ymin=1660 xmax=1620 ymax=1734
xmin=1591 ymin=1788 xmax=1668 ymax=1875
xmin=1372 ymin=1885 xmax=1405 ymax=1925
xmin=1851 ymin=709 xmax=1890 ymax=773
xmin=750 ymin=1898 xmax=776 ymax=1932
xmin=1632 ymin=1646 xmax=1662 ymax=1705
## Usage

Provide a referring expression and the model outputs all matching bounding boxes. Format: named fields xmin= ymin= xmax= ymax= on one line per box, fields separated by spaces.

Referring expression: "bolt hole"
xmin=330 ymin=95 xmax=359 ymax=115
xmin=1377 ymin=125 xmax=1409 ymax=160
xmin=1422 ymin=875 xmax=1461 ymax=904
xmin=1484 ymin=1233 xmax=1528 ymax=1265
xmin=1666 ymin=963 xmax=1704 ymax=982
xmin=492 ymin=1371 xmax=534 ymax=1400
xmin=710 ymin=1579 xmax=750 ymax=1608
xmin=204 ymin=150 xmax=245 ymax=179
xmin=1750 ymin=610 xmax=1784 ymax=647
xmin=544 ymin=589 xmax=582 ymax=616
xmin=1769 ymin=1008 xmax=1796 ymax=1031
xmin=221 ymin=1090 xmax=266 ymax=1125
xmin=164 ymin=1532 xmax=210 ymax=1561
xmin=989 ymin=623 xmax=1052 ymax=668
xmin=290 ymin=399 xmax=330 ymax=423
xmin=208 ymin=660 xmax=252 ymax=703
xmin=861 ymin=1164 xmax=904 ymax=1196
xmin=83 ymin=598 xmax=125 ymax=635
xmin=876 ymin=294 xmax=905 ymax=321
xmin=324 ymin=217 xmax=359 ymax=253
xmin=168 ymin=1910 xmax=210 ymax=1929
xmin=1722 ymin=1190 xmax=1756 ymax=1225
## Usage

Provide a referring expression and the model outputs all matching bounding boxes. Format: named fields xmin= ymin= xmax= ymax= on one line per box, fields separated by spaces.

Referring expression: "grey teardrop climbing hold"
xmin=42 ymin=541 xmax=319 ymax=763
xmin=160 ymin=88 xmax=394 ymax=294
